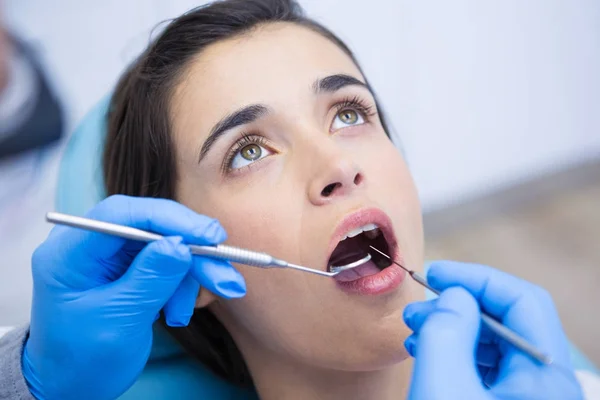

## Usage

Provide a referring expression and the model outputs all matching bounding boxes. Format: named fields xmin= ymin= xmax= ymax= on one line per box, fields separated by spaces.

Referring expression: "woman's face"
xmin=171 ymin=23 xmax=424 ymax=371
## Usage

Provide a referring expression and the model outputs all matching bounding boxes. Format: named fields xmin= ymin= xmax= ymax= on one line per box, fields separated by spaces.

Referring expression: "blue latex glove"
xmin=404 ymin=261 xmax=584 ymax=400
xmin=22 ymin=195 xmax=247 ymax=400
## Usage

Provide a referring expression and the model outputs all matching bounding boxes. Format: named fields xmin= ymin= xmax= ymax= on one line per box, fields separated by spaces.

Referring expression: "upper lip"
xmin=325 ymin=207 xmax=398 ymax=270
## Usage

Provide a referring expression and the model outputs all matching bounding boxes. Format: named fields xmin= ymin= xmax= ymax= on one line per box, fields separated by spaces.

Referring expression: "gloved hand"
xmin=404 ymin=261 xmax=584 ymax=400
xmin=22 ymin=195 xmax=246 ymax=400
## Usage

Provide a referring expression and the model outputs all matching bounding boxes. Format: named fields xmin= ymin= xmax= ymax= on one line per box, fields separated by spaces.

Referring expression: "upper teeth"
xmin=341 ymin=223 xmax=380 ymax=241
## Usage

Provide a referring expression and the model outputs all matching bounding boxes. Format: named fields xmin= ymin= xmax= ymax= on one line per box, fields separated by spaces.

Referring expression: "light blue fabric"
xmin=56 ymin=99 xmax=598 ymax=398
xmin=56 ymin=96 xmax=109 ymax=216
xmin=119 ymin=356 xmax=258 ymax=400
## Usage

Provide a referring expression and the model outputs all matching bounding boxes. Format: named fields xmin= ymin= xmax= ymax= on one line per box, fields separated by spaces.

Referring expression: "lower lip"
xmin=333 ymin=261 xmax=406 ymax=295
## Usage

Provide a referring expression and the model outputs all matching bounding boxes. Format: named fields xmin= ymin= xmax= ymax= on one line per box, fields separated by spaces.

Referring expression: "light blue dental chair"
xmin=56 ymin=98 xmax=598 ymax=399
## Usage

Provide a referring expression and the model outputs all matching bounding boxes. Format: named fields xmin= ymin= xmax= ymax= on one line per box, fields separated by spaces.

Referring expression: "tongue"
xmin=329 ymin=233 xmax=383 ymax=282
xmin=329 ymin=235 xmax=368 ymax=267
xmin=334 ymin=261 xmax=381 ymax=282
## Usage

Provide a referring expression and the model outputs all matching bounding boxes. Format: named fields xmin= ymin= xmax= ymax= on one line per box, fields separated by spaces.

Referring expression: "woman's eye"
xmin=331 ymin=108 xmax=365 ymax=131
xmin=230 ymin=143 xmax=272 ymax=169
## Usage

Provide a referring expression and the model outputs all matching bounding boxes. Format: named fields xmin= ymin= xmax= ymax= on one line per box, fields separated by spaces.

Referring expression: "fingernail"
xmin=405 ymin=337 xmax=416 ymax=357
xmin=200 ymin=220 xmax=227 ymax=243
xmin=166 ymin=316 xmax=191 ymax=328
xmin=215 ymin=278 xmax=247 ymax=298
xmin=165 ymin=236 xmax=187 ymax=255
xmin=403 ymin=306 xmax=415 ymax=327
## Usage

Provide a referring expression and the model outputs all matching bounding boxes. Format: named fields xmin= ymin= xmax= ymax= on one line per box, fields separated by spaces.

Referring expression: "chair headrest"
xmin=56 ymin=96 xmax=109 ymax=216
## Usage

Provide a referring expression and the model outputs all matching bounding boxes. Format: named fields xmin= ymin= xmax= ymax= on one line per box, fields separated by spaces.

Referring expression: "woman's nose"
xmin=308 ymin=153 xmax=364 ymax=205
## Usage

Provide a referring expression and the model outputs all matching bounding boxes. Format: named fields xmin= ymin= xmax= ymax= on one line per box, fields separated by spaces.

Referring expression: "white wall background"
xmin=1 ymin=0 xmax=599 ymax=324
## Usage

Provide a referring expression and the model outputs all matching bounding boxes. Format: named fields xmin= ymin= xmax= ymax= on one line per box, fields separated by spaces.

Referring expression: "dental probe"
xmin=46 ymin=212 xmax=372 ymax=278
xmin=369 ymin=246 xmax=553 ymax=366
xmin=46 ymin=212 xmax=340 ymax=277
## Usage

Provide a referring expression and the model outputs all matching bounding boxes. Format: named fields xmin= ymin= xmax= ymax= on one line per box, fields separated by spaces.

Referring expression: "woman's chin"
xmin=352 ymin=321 xmax=414 ymax=370
xmin=332 ymin=347 xmax=412 ymax=373
xmin=309 ymin=327 xmax=413 ymax=373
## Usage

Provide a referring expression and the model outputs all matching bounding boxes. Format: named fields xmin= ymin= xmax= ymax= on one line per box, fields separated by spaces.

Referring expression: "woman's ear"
xmin=195 ymin=287 xmax=218 ymax=309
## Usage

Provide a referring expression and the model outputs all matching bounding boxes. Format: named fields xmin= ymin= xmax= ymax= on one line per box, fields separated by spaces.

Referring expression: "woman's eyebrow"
xmin=199 ymin=104 xmax=269 ymax=163
xmin=313 ymin=74 xmax=370 ymax=94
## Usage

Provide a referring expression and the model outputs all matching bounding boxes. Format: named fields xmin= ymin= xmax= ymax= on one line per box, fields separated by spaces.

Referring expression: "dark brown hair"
xmin=103 ymin=0 xmax=391 ymax=388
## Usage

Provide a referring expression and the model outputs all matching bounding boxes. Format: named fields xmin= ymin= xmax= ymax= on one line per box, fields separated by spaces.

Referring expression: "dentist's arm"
xmin=0 ymin=327 xmax=33 ymax=400
xmin=404 ymin=261 xmax=584 ymax=400
xmin=0 ymin=21 xmax=34 ymax=400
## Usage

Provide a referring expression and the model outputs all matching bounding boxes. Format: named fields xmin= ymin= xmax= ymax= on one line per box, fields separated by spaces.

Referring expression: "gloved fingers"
xmin=476 ymin=343 xmax=501 ymax=368
xmin=111 ymin=236 xmax=193 ymax=321
xmin=404 ymin=333 xmax=417 ymax=357
xmin=86 ymin=195 xmax=228 ymax=251
xmin=478 ymin=324 xmax=496 ymax=345
xmin=478 ymin=366 xmax=498 ymax=388
xmin=403 ymin=299 xmax=437 ymax=332
xmin=478 ymin=365 xmax=490 ymax=382
xmin=409 ymin=287 xmax=484 ymax=396
xmin=38 ymin=196 xmax=228 ymax=288
xmin=190 ymin=256 xmax=246 ymax=299
xmin=426 ymin=261 xmax=569 ymax=365
xmin=163 ymin=273 xmax=200 ymax=327
xmin=416 ymin=287 xmax=480 ymax=363
xmin=427 ymin=261 xmax=533 ymax=318
xmin=405 ymin=299 xmax=501 ymax=366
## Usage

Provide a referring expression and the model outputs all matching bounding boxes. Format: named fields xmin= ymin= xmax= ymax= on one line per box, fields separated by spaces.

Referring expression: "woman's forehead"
xmin=171 ymin=23 xmax=363 ymax=133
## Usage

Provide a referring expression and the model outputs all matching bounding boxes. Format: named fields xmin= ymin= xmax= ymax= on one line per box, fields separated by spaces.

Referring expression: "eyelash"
xmin=332 ymin=95 xmax=377 ymax=120
xmin=222 ymin=96 xmax=377 ymax=173
xmin=222 ymin=133 xmax=270 ymax=173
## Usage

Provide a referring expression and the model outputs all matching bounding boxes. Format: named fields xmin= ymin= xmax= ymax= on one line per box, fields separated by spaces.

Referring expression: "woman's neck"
xmin=244 ymin=347 xmax=413 ymax=400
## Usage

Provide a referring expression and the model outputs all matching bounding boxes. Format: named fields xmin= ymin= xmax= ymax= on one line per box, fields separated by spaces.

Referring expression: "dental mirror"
xmin=329 ymin=253 xmax=372 ymax=274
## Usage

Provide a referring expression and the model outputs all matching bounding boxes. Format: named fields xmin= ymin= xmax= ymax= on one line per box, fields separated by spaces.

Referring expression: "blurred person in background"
xmin=0 ymin=5 xmax=66 ymax=335
xmin=0 ymin=23 xmax=63 ymax=159
xmin=0 ymin=12 xmax=65 ymax=329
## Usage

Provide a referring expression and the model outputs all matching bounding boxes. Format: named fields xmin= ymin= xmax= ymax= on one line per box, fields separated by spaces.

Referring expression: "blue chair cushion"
xmin=56 ymin=96 xmax=109 ymax=216
xmin=56 ymin=98 xmax=598 ymax=398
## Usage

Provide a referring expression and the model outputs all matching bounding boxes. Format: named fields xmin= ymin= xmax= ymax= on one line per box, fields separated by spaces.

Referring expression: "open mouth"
xmin=325 ymin=208 xmax=405 ymax=295
xmin=328 ymin=224 xmax=393 ymax=272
